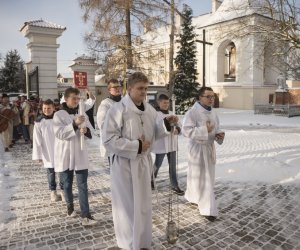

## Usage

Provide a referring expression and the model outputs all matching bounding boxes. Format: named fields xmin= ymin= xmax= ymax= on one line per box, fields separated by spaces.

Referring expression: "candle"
xmin=172 ymin=95 xmax=175 ymax=114
xmin=79 ymin=98 xmax=86 ymax=150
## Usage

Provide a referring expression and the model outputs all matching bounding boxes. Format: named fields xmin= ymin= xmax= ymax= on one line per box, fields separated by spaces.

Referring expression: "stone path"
xmin=0 ymin=130 xmax=300 ymax=249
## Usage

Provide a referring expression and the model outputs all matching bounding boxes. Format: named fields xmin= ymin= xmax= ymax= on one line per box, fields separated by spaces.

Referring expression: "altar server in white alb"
xmin=96 ymin=78 xmax=122 ymax=163
xmin=32 ymin=99 xmax=63 ymax=202
xmin=151 ymin=94 xmax=184 ymax=195
xmin=103 ymin=72 xmax=178 ymax=250
xmin=53 ymin=87 xmax=97 ymax=226
xmin=182 ymin=87 xmax=225 ymax=222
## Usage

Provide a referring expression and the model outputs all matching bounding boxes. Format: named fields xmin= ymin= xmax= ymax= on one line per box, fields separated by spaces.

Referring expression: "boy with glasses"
xmin=182 ymin=87 xmax=225 ymax=222
xmin=96 ymin=79 xmax=122 ymax=164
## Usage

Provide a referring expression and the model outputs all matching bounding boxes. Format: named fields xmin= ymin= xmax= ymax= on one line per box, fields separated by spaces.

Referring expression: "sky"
xmin=0 ymin=0 xmax=211 ymax=75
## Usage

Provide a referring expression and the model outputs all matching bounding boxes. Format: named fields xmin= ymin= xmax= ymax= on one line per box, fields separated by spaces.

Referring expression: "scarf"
xmin=61 ymin=102 xmax=79 ymax=115
xmin=108 ymin=94 xmax=122 ymax=102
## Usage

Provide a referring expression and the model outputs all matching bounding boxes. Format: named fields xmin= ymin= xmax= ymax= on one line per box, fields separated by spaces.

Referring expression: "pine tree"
xmin=173 ymin=4 xmax=199 ymax=114
xmin=0 ymin=49 xmax=25 ymax=92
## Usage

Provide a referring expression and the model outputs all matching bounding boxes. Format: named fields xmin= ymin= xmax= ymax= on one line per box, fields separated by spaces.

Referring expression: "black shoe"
xmin=67 ymin=204 xmax=76 ymax=217
xmin=5 ymin=148 xmax=9 ymax=152
xmin=172 ymin=186 xmax=185 ymax=196
xmin=203 ymin=215 xmax=217 ymax=222
xmin=151 ymin=180 xmax=155 ymax=190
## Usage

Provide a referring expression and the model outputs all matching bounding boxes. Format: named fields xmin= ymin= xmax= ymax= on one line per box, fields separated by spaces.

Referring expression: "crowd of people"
xmin=0 ymin=94 xmax=43 ymax=152
xmin=0 ymin=71 xmax=225 ymax=250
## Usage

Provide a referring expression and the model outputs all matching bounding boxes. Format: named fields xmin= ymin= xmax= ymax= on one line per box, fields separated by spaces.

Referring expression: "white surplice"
xmin=96 ymin=97 xmax=116 ymax=157
xmin=32 ymin=118 xmax=55 ymax=168
xmin=182 ymin=102 xmax=223 ymax=217
xmin=102 ymin=94 xmax=169 ymax=250
xmin=152 ymin=110 xmax=179 ymax=154
xmin=53 ymin=110 xmax=93 ymax=172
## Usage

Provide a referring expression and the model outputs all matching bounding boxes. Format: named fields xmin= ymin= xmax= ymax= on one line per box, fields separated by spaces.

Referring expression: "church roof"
xmin=137 ymin=25 xmax=171 ymax=47
xmin=20 ymin=19 xmax=66 ymax=31
xmin=197 ymin=0 xmax=269 ymax=28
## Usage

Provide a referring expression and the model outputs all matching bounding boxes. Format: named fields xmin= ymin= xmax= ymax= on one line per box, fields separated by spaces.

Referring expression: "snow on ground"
xmin=0 ymin=146 xmax=16 ymax=230
xmin=0 ymin=108 xmax=300 ymax=227
xmin=216 ymin=108 xmax=300 ymax=128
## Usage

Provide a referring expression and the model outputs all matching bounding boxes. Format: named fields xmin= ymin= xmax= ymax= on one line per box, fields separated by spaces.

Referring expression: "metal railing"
xmin=254 ymin=104 xmax=300 ymax=117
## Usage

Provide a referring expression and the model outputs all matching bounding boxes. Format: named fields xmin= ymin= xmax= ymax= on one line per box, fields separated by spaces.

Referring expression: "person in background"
xmin=11 ymin=100 xmax=21 ymax=144
xmin=53 ymin=99 xmax=61 ymax=112
xmin=0 ymin=94 xmax=15 ymax=151
xmin=85 ymin=89 xmax=96 ymax=129
xmin=28 ymin=96 xmax=39 ymax=147
xmin=151 ymin=94 xmax=184 ymax=195
xmin=20 ymin=95 xmax=30 ymax=144
xmin=96 ymin=79 xmax=122 ymax=164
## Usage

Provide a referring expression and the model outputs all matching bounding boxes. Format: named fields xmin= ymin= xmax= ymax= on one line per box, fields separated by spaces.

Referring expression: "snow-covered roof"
xmin=74 ymin=55 xmax=95 ymax=61
xmin=193 ymin=13 xmax=212 ymax=28
xmin=136 ymin=26 xmax=171 ymax=47
xmin=20 ymin=19 xmax=66 ymax=32
xmin=58 ymin=72 xmax=73 ymax=79
xmin=196 ymin=0 xmax=269 ymax=28
xmin=69 ymin=62 xmax=99 ymax=67
xmin=95 ymin=74 xmax=105 ymax=82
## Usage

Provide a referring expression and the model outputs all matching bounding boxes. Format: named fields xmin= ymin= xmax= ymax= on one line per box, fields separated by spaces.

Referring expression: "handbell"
xmin=166 ymin=220 xmax=178 ymax=244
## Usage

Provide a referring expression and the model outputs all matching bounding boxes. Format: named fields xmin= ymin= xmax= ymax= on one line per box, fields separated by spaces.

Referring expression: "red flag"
xmin=74 ymin=71 xmax=88 ymax=89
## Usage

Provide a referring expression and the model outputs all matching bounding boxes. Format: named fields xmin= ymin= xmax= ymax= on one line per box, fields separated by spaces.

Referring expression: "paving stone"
xmin=1 ymin=135 xmax=300 ymax=250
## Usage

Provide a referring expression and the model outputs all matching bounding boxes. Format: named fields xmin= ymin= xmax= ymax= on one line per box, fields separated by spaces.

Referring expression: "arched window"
xmin=217 ymin=40 xmax=237 ymax=82
xmin=224 ymin=42 xmax=236 ymax=82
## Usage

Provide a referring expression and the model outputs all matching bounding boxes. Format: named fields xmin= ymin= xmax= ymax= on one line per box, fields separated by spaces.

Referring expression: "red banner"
xmin=74 ymin=71 xmax=88 ymax=89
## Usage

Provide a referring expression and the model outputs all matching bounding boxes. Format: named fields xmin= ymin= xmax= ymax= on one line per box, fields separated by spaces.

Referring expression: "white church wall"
xmin=214 ymin=86 xmax=276 ymax=109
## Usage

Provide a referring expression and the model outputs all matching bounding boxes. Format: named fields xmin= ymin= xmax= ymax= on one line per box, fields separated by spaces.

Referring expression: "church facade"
xmin=194 ymin=0 xmax=282 ymax=109
xmin=130 ymin=0 xmax=286 ymax=109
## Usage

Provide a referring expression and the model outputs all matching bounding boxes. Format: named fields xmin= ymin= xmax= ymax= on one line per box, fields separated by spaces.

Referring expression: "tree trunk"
xmin=125 ymin=0 xmax=133 ymax=69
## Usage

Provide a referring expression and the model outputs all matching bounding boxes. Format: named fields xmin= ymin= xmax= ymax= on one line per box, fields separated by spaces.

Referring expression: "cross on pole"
xmin=196 ymin=29 xmax=213 ymax=87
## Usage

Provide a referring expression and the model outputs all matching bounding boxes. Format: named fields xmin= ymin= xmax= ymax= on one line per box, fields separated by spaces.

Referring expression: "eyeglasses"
xmin=201 ymin=95 xmax=215 ymax=100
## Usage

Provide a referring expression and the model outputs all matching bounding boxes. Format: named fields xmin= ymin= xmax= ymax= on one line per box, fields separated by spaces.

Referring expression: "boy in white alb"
xmin=103 ymin=72 xmax=178 ymax=250
xmin=96 ymin=79 xmax=122 ymax=163
xmin=32 ymin=99 xmax=63 ymax=202
xmin=53 ymin=87 xmax=97 ymax=226
xmin=182 ymin=87 xmax=225 ymax=222
xmin=151 ymin=94 xmax=184 ymax=195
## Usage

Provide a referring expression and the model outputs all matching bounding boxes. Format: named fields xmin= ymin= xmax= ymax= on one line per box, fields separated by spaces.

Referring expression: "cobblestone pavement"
xmin=0 ymin=130 xmax=300 ymax=250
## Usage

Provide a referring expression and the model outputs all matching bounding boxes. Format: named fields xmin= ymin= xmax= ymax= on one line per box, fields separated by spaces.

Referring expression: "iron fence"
xmin=254 ymin=104 xmax=300 ymax=117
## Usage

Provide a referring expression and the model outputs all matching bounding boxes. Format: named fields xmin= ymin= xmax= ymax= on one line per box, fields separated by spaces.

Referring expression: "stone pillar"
xmin=20 ymin=19 xmax=66 ymax=100
xmin=69 ymin=55 xmax=99 ymax=95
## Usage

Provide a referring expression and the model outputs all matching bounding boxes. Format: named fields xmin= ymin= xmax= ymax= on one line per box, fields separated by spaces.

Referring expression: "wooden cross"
xmin=196 ymin=29 xmax=213 ymax=87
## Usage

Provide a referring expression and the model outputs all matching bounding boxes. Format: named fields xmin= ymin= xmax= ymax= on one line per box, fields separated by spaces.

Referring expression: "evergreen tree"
xmin=173 ymin=4 xmax=199 ymax=114
xmin=0 ymin=49 xmax=25 ymax=92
